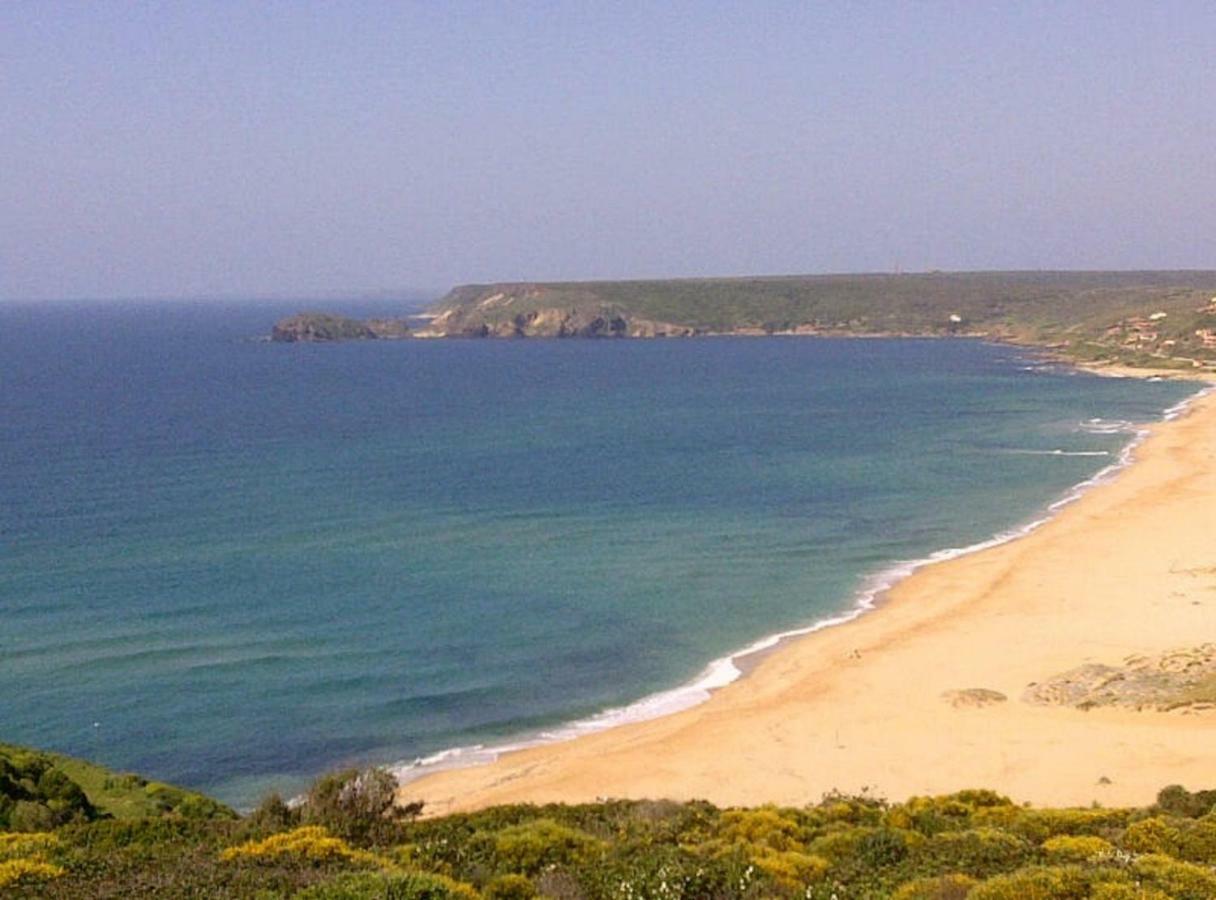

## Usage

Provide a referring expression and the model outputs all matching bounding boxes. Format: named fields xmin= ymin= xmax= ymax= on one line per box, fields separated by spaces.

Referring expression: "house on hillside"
xmin=1121 ymin=316 xmax=1159 ymax=345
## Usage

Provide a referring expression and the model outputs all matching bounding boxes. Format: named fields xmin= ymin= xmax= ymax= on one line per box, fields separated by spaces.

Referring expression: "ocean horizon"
xmin=0 ymin=300 xmax=1199 ymax=808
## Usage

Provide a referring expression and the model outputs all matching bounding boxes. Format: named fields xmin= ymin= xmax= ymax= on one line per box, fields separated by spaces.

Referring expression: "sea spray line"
xmin=392 ymin=385 xmax=1214 ymax=789
xmin=1000 ymin=449 xmax=1112 ymax=457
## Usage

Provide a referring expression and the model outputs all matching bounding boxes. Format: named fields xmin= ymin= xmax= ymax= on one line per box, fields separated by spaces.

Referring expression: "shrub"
xmin=295 ymin=869 xmax=480 ymax=899
xmin=751 ymin=847 xmax=829 ymax=887
xmin=0 ymin=749 xmax=97 ymax=829
xmin=301 ymin=768 xmax=417 ymax=843
xmin=35 ymin=766 xmax=95 ymax=820
xmin=487 ymin=818 xmax=604 ymax=875
xmin=813 ymin=791 xmax=888 ymax=826
xmin=1132 ymin=853 xmax=1216 ymax=900
xmin=1170 ymin=815 xmax=1216 ymax=864
xmin=914 ymin=827 xmax=1034 ymax=877
xmin=55 ymin=813 xmax=237 ymax=855
xmin=483 ymin=872 xmax=538 ymax=899
xmin=1156 ymin=785 xmax=1216 ymax=818
xmin=891 ymin=873 xmax=978 ymax=900
xmin=7 ymin=799 xmax=57 ymax=832
xmin=0 ymin=831 xmax=64 ymax=890
xmin=1041 ymin=834 xmax=1114 ymax=862
xmin=686 ymin=807 xmax=830 ymax=891
xmin=968 ymin=864 xmax=1113 ymax=899
xmin=887 ymin=791 xmax=1013 ymax=836
xmin=248 ymin=791 xmax=302 ymax=832
xmin=0 ymin=857 xmax=66 ymax=889
xmin=1122 ymin=816 xmax=1182 ymax=856
xmin=1089 ymin=884 xmax=1171 ymax=900
xmin=856 ymin=827 xmax=913 ymax=867
xmin=714 ymin=807 xmax=806 ymax=851
xmin=534 ymin=869 xmax=584 ymax=899
xmin=972 ymin=806 xmax=1129 ymax=842
xmin=808 ymin=825 xmax=877 ymax=861
xmin=220 ymin=825 xmax=385 ymax=867
xmin=0 ymin=831 xmax=61 ymax=859
xmin=578 ymin=841 xmax=750 ymax=899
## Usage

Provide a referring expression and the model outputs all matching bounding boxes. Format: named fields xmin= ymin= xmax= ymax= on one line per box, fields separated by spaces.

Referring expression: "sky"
xmin=2 ymin=2 xmax=1215 ymax=301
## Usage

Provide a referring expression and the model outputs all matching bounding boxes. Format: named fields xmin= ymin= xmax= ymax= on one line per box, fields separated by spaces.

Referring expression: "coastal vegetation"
xmin=6 ymin=743 xmax=1216 ymax=898
xmin=0 ymin=742 xmax=233 ymax=829
xmin=275 ymin=270 xmax=1216 ymax=371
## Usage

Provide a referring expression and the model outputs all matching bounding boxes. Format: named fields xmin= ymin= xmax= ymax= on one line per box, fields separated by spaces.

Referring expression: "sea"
xmin=0 ymin=299 xmax=1200 ymax=808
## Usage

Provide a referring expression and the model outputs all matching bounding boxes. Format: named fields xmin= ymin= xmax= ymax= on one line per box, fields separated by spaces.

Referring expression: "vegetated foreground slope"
xmin=421 ymin=270 xmax=1216 ymax=367
xmin=0 ymin=742 xmax=234 ymax=829
xmin=5 ymin=744 xmax=1216 ymax=898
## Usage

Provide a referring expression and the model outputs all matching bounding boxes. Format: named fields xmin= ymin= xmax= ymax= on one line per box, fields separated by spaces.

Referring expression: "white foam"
xmin=1002 ymin=449 xmax=1111 ymax=457
xmin=1077 ymin=417 xmax=1138 ymax=435
xmin=1163 ymin=385 xmax=1214 ymax=420
xmin=391 ymin=384 xmax=1212 ymax=789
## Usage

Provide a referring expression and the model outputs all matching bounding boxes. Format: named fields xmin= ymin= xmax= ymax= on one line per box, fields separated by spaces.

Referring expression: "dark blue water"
xmin=0 ymin=301 xmax=1196 ymax=806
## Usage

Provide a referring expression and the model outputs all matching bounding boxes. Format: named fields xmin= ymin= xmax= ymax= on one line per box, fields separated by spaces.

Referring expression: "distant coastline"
xmin=269 ymin=269 xmax=1216 ymax=376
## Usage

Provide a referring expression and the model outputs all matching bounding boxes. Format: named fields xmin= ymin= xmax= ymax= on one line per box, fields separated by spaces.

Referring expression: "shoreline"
xmin=398 ymin=373 xmax=1216 ymax=814
xmin=390 ymin=429 xmax=1137 ymax=791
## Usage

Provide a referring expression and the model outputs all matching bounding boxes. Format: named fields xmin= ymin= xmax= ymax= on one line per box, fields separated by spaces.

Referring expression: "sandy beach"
xmin=404 ymin=381 xmax=1216 ymax=815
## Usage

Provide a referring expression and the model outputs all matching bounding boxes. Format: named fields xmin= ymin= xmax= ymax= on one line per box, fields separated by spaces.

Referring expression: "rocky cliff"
xmin=418 ymin=302 xmax=695 ymax=339
xmin=271 ymin=313 xmax=411 ymax=342
xmin=267 ymin=272 xmax=1216 ymax=372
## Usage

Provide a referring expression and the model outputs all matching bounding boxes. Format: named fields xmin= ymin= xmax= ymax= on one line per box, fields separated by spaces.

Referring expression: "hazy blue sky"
xmin=3 ymin=2 xmax=1214 ymax=300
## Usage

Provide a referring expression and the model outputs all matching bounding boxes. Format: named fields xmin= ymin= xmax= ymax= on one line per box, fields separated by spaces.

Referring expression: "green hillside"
xmin=425 ymin=270 xmax=1216 ymax=369
xmin=0 ymin=742 xmax=234 ymax=828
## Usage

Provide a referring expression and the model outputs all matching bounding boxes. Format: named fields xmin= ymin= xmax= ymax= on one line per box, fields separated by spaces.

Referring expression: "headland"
xmin=274 ymin=270 xmax=1216 ymax=375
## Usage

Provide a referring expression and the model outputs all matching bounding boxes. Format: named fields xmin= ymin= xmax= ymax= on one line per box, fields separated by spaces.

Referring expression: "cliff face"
xmin=265 ymin=273 xmax=1216 ymax=372
xmin=364 ymin=318 xmax=413 ymax=339
xmin=416 ymin=274 xmax=1216 ymax=369
xmin=415 ymin=283 xmax=696 ymax=338
xmin=271 ymin=313 xmax=410 ymax=342
xmin=420 ymin=303 xmax=695 ymax=339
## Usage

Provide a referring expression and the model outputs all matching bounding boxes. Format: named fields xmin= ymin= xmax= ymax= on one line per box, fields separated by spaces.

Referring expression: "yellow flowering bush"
xmin=0 ymin=858 xmax=66 ymax=888
xmin=219 ymin=825 xmax=384 ymax=866
xmin=294 ymin=870 xmax=481 ymax=899
xmin=483 ymin=872 xmax=538 ymax=899
xmin=1169 ymin=815 xmax=1216 ymax=864
xmin=750 ymin=846 xmax=829 ymax=888
xmin=713 ymin=807 xmax=806 ymax=851
xmin=1089 ymin=883 xmax=1171 ymax=900
xmin=808 ymin=824 xmax=876 ymax=860
xmin=1041 ymin=833 xmax=1115 ymax=862
xmin=973 ymin=806 xmax=1129 ymax=842
xmin=1132 ymin=852 xmax=1216 ymax=898
xmin=0 ymin=831 xmax=64 ymax=888
xmin=967 ymin=864 xmax=1106 ymax=899
xmin=0 ymin=831 xmax=60 ymax=859
xmin=489 ymin=818 xmax=605 ymax=874
xmin=891 ymin=872 xmax=978 ymax=899
xmin=1123 ymin=816 xmax=1183 ymax=856
xmin=886 ymin=790 xmax=1012 ymax=834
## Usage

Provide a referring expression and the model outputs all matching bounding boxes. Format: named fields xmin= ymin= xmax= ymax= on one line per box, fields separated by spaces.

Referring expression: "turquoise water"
xmin=0 ymin=301 xmax=1197 ymax=807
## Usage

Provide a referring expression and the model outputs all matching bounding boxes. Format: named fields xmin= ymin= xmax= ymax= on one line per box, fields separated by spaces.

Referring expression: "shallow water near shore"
xmin=0 ymin=300 xmax=1197 ymax=807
